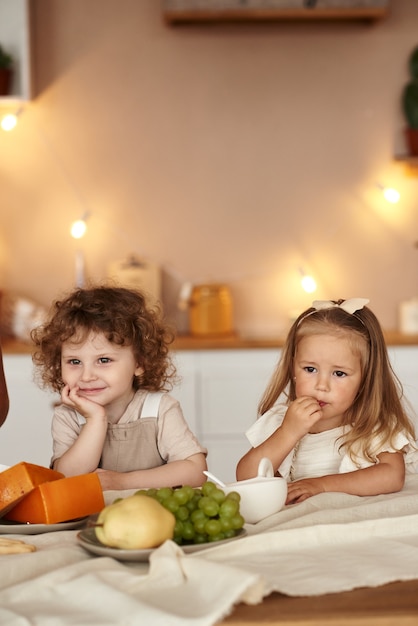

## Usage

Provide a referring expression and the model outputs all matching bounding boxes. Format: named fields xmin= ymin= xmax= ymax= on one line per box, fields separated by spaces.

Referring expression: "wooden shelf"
xmin=395 ymin=155 xmax=418 ymax=175
xmin=163 ymin=7 xmax=389 ymax=25
xmin=0 ymin=0 xmax=32 ymax=105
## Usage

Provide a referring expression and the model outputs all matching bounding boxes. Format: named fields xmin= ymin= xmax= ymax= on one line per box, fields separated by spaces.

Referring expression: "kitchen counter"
xmin=2 ymin=330 xmax=418 ymax=354
xmin=172 ymin=330 xmax=418 ymax=350
xmin=1 ymin=338 xmax=36 ymax=354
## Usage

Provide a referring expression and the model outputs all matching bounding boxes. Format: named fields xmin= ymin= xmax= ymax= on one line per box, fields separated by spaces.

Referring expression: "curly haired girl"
xmin=32 ymin=286 xmax=207 ymax=490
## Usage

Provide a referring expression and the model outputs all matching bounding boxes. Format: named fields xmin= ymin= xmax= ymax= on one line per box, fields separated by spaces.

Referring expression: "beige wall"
xmin=0 ymin=0 xmax=417 ymax=337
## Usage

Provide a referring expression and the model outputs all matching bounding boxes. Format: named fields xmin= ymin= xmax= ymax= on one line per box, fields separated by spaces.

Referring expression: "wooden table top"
xmin=217 ymin=579 xmax=418 ymax=625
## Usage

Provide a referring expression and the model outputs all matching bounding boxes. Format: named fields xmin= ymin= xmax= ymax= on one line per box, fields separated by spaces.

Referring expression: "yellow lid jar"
xmin=189 ymin=284 xmax=234 ymax=337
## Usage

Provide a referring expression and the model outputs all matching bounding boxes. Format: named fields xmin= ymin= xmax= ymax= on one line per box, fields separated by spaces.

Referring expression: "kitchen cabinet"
xmin=163 ymin=1 xmax=389 ymax=24
xmin=0 ymin=355 xmax=56 ymax=467
xmin=0 ymin=0 xmax=32 ymax=104
xmin=0 ymin=345 xmax=417 ymax=478
xmin=172 ymin=349 xmax=279 ymax=482
xmin=388 ymin=346 xmax=418 ymax=423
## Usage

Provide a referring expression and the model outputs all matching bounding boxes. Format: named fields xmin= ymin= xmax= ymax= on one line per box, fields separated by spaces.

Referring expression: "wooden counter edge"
xmin=2 ymin=331 xmax=418 ymax=354
xmin=172 ymin=330 xmax=418 ymax=350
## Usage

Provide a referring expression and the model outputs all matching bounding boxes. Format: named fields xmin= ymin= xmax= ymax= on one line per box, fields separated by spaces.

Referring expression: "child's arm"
xmin=94 ymin=452 xmax=208 ymax=490
xmin=53 ymin=417 xmax=108 ymax=476
xmin=53 ymin=385 xmax=108 ymax=476
xmin=0 ymin=345 xmax=9 ymax=427
xmin=236 ymin=396 xmax=322 ymax=480
xmin=286 ymin=450 xmax=405 ymax=504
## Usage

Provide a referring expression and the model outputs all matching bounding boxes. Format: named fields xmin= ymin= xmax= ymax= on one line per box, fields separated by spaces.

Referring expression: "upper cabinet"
xmin=0 ymin=0 xmax=32 ymax=104
xmin=163 ymin=0 xmax=390 ymax=25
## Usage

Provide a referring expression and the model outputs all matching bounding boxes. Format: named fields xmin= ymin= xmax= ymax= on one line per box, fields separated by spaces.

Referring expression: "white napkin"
xmin=0 ymin=540 xmax=261 ymax=625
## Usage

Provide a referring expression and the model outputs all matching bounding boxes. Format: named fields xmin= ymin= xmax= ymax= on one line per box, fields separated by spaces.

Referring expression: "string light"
xmin=1 ymin=113 xmax=18 ymax=131
xmin=299 ymin=268 xmax=317 ymax=294
xmin=377 ymin=182 xmax=400 ymax=204
xmin=70 ymin=218 xmax=88 ymax=239
xmin=70 ymin=213 xmax=90 ymax=288
xmin=0 ymin=107 xmax=23 ymax=132
xmin=301 ymin=275 xmax=317 ymax=294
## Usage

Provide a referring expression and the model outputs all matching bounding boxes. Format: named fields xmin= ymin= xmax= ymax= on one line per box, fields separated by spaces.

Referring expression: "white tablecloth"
xmin=1 ymin=474 xmax=418 ymax=625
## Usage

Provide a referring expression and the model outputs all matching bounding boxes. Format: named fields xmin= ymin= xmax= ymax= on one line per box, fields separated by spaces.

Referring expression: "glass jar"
xmin=189 ymin=284 xmax=234 ymax=337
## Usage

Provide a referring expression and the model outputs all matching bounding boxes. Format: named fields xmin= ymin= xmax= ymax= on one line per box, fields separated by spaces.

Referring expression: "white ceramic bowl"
xmin=223 ymin=458 xmax=287 ymax=524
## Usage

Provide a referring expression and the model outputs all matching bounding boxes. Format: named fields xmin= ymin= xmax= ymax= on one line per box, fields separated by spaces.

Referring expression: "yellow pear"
xmin=95 ymin=494 xmax=175 ymax=550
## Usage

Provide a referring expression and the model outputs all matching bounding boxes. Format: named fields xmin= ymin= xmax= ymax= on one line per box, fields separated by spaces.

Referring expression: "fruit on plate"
xmin=136 ymin=482 xmax=245 ymax=545
xmin=95 ymin=494 xmax=176 ymax=550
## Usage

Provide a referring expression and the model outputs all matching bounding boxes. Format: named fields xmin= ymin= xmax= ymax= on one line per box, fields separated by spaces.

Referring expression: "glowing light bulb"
xmin=382 ymin=187 xmax=400 ymax=204
xmin=70 ymin=215 xmax=90 ymax=288
xmin=376 ymin=183 xmax=400 ymax=204
xmin=1 ymin=113 xmax=18 ymax=132
xmin=70 ymin=219 xmax=87 ymax=239
xmin=301 ymin=274 xmax=317 ymax=294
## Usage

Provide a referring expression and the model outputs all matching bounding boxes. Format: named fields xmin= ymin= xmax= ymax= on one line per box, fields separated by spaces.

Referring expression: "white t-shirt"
xmin=245 ymin=403 xmax=417 ymax=481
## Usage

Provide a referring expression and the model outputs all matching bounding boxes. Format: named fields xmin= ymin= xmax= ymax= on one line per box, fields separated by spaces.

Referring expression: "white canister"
xmin=399 ymin=298 xmax=418 ymax=334
xmin=107 ymin=255 xmax=161 ymax=305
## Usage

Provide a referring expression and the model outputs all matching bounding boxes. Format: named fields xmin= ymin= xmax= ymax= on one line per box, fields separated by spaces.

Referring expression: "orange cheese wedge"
xmin=4 ymin=472 xmax=105 ymax=524
xmin=0 ymin=462 xmax=64 ymax=517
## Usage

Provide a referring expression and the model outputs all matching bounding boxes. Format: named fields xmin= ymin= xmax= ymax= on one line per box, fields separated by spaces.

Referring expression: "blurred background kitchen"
xmin=0 ymin=0 xmax=417 ymax=480
xmin=1 ymin=0 xmax=418 ymax=338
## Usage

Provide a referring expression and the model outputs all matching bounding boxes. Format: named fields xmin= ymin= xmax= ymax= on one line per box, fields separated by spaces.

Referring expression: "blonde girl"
xmin=236 ymin=298 xmax=417 ymax=504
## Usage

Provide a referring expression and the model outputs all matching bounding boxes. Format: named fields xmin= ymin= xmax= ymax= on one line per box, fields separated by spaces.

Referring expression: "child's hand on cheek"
xmin=61 ymin=384 xmax=106 ymax=421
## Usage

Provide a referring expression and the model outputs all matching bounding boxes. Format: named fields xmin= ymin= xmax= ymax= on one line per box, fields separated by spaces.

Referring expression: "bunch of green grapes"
xmin=135 ymin=482 xmax=245 ymax=545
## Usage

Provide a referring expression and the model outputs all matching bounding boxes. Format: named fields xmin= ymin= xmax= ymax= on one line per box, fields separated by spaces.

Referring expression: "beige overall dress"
xmin=99 ymin=392 xmax=165 ymax=472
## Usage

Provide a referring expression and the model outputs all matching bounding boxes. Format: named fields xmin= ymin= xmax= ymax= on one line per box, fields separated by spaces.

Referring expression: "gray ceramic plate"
xmin=77 ymin=527 xmax=247 ymax=562
xmin=0 ymin=517 xmax=88 ymax=535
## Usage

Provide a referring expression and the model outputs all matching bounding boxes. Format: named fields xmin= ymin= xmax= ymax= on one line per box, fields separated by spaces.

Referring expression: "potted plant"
xmin=0 ymin=44 xmax=13 ymax=96
xmin=402 ymin=44 xmax=418 ymax=156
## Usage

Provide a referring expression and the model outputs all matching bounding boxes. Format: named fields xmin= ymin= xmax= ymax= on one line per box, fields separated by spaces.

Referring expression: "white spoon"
xmin=203 ymin=470 xmax=226 ymax=488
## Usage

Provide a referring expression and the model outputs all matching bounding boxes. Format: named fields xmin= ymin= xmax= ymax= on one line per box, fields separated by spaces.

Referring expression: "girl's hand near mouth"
xmin=281 ymin=396 xmax=323 ymax=440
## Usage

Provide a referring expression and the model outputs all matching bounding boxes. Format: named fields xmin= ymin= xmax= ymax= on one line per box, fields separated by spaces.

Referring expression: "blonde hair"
xmin=258 ymin=301 xmax=415 ymax=463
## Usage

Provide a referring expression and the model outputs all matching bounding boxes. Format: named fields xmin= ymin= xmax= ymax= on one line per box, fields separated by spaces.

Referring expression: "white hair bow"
xmin=311 ymin=298 xmax=370 ymax=314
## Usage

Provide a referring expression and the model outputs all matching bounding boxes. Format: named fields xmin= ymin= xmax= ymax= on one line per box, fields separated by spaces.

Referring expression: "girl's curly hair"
xmin=31 ymin=286 xmax=177 ymax=393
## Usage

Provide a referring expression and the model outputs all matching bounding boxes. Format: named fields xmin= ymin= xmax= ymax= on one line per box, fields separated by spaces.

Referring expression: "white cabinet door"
xmin=388 ymin=347 xmax=418 ymax=427
xmin=171 ymin=351 xmax=198 ymax=434
xmin=172 ymin=349 xmax=280 ymax=482
xmin=196 ymin=349 xmax=279 ymax=435
xmin=0 ymin=355 xmax=56 ymax=467
xmin=197 ymin=349 xmax=279 ymax=482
